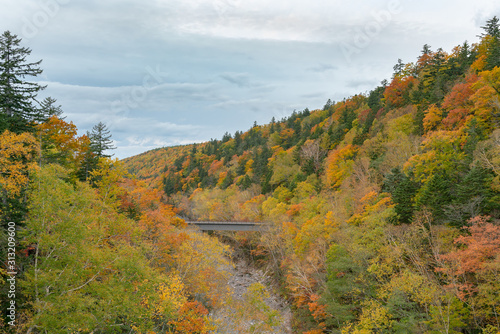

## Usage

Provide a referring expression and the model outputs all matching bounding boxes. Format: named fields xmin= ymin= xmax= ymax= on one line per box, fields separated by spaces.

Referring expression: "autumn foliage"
xmin=3 ymin=17 xmax=500 ymax=334
xmin=120 ymin=22 xmax=500 ymax=333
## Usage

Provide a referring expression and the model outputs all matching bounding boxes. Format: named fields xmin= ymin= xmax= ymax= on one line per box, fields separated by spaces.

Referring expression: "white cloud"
xmin=2 ymin=0 xmax=500 ymax=160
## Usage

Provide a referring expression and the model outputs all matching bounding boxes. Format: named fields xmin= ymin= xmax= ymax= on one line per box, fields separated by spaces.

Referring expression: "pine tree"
xmin=39 ymin=96 xmax=64 ymax=118
xmin=382 ymin=168 xmax=419 ymax=224
xmin=77 ymin=122 xmax=115 ymax=182
xmin=481 ymin=16 xmax=500 ymax=39
xmin=88 ymin=122 xmax=115 ymax=158
xmin=0 ymin=31 xmax=46 ymax=133
xmin=416 ymin=172 xmax=454 ymax=222
xmin=480 ymin=16 xmax=500 ymax=70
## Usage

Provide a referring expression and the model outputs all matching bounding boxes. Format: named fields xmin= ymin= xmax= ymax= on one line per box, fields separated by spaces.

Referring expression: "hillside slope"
xmin=123 ymin=19 xmax=500 ymax=333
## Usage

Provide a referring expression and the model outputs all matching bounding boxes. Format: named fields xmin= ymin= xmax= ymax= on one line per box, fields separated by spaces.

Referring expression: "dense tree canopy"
xmin=122 ymin=17 xmax=500 ymax=333
xmin=2 ymin=17 xmax=500 ymax=333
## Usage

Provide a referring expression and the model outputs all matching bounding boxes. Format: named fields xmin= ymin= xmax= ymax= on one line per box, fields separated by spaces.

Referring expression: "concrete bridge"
xmin=185 ymin=221 xmax=264 ymax=231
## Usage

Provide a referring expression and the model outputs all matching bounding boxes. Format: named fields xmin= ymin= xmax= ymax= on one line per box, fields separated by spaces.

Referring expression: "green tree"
xmin=416 ymin=171 xmax=455 ymax=222
xmin=20 ymin=165 xmax=174 ymax=333
xmin=77 ymin=122 xmax=115 ymax=181
xmin=323 ymin=244 xmax=369 ymax=330
xmin=0 ymin=31 xmax=46 ymax=133
xmin=480 ymin=16 xmax=500 ymax=70
xmin=88 ymin=121 xmax=115 ymax=158
xmin=382 ymin=168 xmax=419 ymax=224
xmin=445 ymin=167 xmax=500 ymax=226
xmin=39 ymin=96 xmax=64 ymax=118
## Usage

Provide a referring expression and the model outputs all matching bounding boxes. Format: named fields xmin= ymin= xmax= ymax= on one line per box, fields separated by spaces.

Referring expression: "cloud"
xmin=307 ymin=64 xmax=337 ymax=73
xmin=3 ymin=0 xmax=500 ymax=160
xmin=220 ymin=72 xmax=252 ymax=87
xmin=300 ymin=92 xmax=327 ymax=99
xmin=346 ymin=79 xmax=379 ymax=90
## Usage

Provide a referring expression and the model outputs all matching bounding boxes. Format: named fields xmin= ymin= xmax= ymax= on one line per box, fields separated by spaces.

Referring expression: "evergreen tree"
xmin=220 ymin=170 xmax=234 ymax=189
xmin=382 ymin=168 xmax=419 ymax=224
xmin=393 ymin=58 xmax=405 ymax=77
xmin=270 ymin=117 xmax=276 ymax=134
xmin=222 ymin=131 xmax=232 ymax=143
xmin=323 ymin=99 xmax=333 ymax=110
xmin=88 ymin=122 xmax=115 ymax=158
xmin=237 ymin=174 xmax=253 ymax=190
xmin=416 ymin=172 xmax=455 ymax=222
xmin=444 ymin=167 xmax=500 ymax=226
xmin=39 ymin=96 xmax=64 ymax=118
xmin=480 ymin=16 xmax=500 ymax=70
xmin=421 ymin=44 xmax=432 ymax=55
xmin=0 ymin=31 xmax=46 ymax=133
xmin=77 ymin=122 xmax=115 ymax=182
xmin=367 ymin=85 xmax=385 ymax=113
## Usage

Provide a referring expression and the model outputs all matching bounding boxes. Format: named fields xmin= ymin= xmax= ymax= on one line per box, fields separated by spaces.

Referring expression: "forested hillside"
xmin=1 ymin=30 xmax=256 ymax=333
xmin=1 ymin=16 xmax=500 ymax=334
xmin=123 ymin=17 xmax=500 ymax=333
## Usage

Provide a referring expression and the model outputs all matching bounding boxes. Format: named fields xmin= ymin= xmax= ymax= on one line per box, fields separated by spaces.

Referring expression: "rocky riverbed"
xmin=210 ymin=257 xmax=292 ymax=333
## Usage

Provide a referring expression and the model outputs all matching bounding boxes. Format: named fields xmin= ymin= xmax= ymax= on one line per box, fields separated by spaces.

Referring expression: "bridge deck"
xmin=186 ymin=221 xmax=263 ymax=231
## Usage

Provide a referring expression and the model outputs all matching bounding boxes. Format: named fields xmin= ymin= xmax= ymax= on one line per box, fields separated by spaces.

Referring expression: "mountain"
xmin=122 ymin=20 xmax=500 ymax=333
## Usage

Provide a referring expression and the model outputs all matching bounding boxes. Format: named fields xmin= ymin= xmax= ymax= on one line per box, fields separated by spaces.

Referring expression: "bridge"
xmin=185 ymin=221 xmax=264 ymax=231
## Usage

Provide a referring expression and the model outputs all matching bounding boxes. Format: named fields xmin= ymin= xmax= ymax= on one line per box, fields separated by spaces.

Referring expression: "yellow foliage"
xmin=471 ymin=54 xmax=488 ymax=72
xmin=325 ymin=144 xmax=359 ymax=189
xmin=324 ymin=211 xmax=341 ymax=230
xmin=245 ymin=158 xmax=254 ymax=174
xmin=404 ymin=130 xmax=467 ymax=183
xmin=273 ymin=185 xmax=293 ymax=202
xmin=173 ymin=230 xmax=232 ymax=308
xmin=0 ymin=130 xmax=39 ymax=198
xmin=386 ymin=113 xmax=416 ymax=139
xmin=378 ymin=270 xmax=437 ymax=307
xmin=471 ymin=67 xmax=500 ymax=132
xmin=158 ymin=273 xmax=188 ymax=311
xmin=423 ymin=104 xmax=444 ymax=133
xmin=350 ymin=300 xmax=394 ymax=333
xmin=347 ymin=193 xmax=394 ymax=227
xmin=89 ymin=157 xmax=129 ymax=208
xmin=262 ymin=196 xmax=289 ymax=223
xmin=360 ymin=190 xmax=378 ymax=204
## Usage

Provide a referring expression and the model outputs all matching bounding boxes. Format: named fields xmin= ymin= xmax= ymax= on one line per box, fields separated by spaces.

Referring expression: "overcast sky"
xmin=2 ymin=0 xmax=499 ymax=158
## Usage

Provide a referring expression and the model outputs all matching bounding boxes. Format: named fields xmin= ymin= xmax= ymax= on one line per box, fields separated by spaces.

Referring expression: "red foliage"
xmin=383 ymin=76 xmax=417 ymax=108
xmin=441 ymin=75 xmax=478 ymax=129
xmin=438 ymin=216 xmax=500 ymax=300
xmin=446 ymin=216 xmax=500 ymax=275
xmin=357 ymin=108 xmax=372 ymax=123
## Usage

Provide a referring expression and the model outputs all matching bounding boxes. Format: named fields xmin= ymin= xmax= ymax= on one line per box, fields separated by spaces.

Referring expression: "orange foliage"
xmin=303 ymin=330 xmax=324 ymax=334
xmin=437 ymin=216 xmax=500 ymax=308
xmin=440 ymin=216 xmax=500 ymax=276
xmin=208 ymin=159 xmax=224 ymax=176
xmin=119 ymin=178 xmax=187 ymax=264
xmin=440 ymin=75 xmax=478 ymax=130
xmin=325 ymin=144 xmax=358 ymax=188
xmin=383 ymin=76 xmax=417 ymax=108
xmin=308 ymin=293 xmax=328 ymax=328
xmin=423 ymin=104 xmax=444 ymax=133
xmin=287 ymin=203 xmax=303 ymax=217
xmin=416 ymin=52 xmax=434 ymax=72
xmin=168 ymin=301 xmax=211 ymax=334
xmin=280 ymin=128 xmax=295 ymax=141
xmin=36 ymin=116 xmax=88 ymax=168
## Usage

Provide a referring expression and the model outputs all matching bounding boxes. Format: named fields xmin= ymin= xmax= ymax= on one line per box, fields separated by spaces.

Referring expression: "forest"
xmin=1 ymin=16 xmax=500 ymax=334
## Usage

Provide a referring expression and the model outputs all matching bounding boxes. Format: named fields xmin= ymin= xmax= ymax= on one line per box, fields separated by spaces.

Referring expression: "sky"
xmin=1 ymin=0 xmax=499 ymax=159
